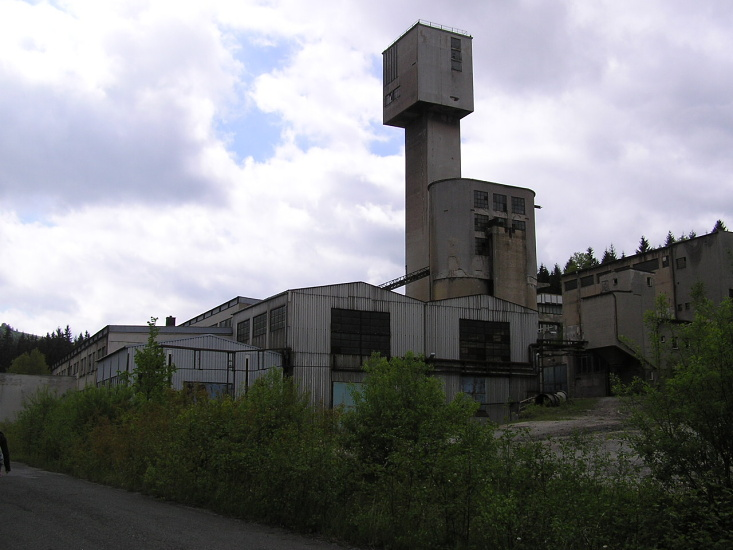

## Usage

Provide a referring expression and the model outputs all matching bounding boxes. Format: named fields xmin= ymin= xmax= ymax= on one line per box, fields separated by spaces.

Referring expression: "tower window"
xmin=385 ymin=86 xmax=401 ymax=106
xmin=383 ymin=43 xmax=398 ymax=84
xmin=475 ymin=237 xmax=491 ymax=256
xmin=474 ymin=214 xmax=489 ymax=232
xmin=451 ymin=37 xmax=462 ymax=71
xmin=493 ymin=194 xmax=507 ymax=212
xmin=511 ymin=196 xmax=525 ymax=214
xmin=511 ymin=220 xmax=526 ymax=231
xmin=474 ymin=190 xmax=488 ymax=209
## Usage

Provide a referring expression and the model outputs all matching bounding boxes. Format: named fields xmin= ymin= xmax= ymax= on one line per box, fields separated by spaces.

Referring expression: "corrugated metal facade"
xmin=96 ymin=335 xmax=282 ymax=396
xmin=230 ymin=282 xmax=539 ymax=413
xmin=425 ymin=294 xmax=538 ymax=363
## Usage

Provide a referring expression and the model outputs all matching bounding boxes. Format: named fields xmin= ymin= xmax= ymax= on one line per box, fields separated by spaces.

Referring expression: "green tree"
xmin=564 ymin=249 xmax=598 ymax=273
xmin=341 ymin=354 xmax=492 ymax=547
xmin=620 ymin=289 xmax=733 ymax=545
xmin=131 ymin=317 xmax=175 ymax=399
xmin=712 ymin=219 xmax=727 ymax=233
xmin=9 ymin=348 xmax=49 ymax=375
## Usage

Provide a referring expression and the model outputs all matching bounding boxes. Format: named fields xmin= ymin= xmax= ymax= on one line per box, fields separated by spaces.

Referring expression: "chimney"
xmin=165 ymin=316 xmax=176 ymax=327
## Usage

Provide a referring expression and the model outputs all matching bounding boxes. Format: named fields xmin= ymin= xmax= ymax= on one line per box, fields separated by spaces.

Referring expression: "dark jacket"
xmin=0 ymin=431 xmax=10 ymax=473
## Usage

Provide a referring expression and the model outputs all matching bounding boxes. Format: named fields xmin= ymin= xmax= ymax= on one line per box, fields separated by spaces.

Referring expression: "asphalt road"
xmin=0 ymin=462 xmax=351 ymax=550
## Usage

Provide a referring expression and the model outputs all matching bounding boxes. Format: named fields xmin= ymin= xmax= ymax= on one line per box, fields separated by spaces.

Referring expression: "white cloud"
xmin=0 ymin=0 xmax=732 ymax=337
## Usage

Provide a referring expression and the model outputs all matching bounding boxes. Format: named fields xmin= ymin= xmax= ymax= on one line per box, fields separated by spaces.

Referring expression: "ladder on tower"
xmin=379 ymin=267 xmax=430 ymax=291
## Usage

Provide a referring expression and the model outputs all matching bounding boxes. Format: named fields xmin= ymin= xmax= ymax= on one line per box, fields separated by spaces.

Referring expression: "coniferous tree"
xmin=601 ymin=244 xmax=618 ymax=264
xmin=537 ymin=264 xmax=551 ymax=286
xmin=712 ymin=219 xmax=727 ymax=233
xmin=636 ymin=235 xmax=651 ymax=254
xmin=548 ymin=264 xmax=563 ymax=294
xmin=664 ymin=231 xmax=676 ymax=247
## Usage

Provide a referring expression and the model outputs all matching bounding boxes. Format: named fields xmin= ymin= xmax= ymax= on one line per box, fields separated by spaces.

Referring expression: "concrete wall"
xmin=0 ymin=373 xmax=76 ymax=423
xmin=429 ymin=178 xmax=537 ymax=308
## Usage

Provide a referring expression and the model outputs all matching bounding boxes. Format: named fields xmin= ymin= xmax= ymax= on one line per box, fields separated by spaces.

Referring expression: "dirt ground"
xmin=501 ymin=397 xmax=639 ymax=462
xmin=506 ymin=397 xmax=627 ymax=438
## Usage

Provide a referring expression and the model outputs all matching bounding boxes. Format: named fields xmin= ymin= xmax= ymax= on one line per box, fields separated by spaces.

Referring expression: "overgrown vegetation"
xmin=617 ymin=289 xmax=733 ymax=548
xmin=518 ymin=397 xmax=598 ymax=421
xmin=5 ymin=346 xmax=729 ymax=548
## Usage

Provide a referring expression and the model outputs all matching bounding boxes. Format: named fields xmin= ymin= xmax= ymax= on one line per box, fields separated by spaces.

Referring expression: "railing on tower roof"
xmin=385 ymin=20 xmax=472 ymax=51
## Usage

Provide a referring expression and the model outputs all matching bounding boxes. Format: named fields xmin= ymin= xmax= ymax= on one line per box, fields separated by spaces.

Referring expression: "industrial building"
xmin=50 ymin=21 xmax=543 ymax=421
xmin=96 ymin=334 xmax=281 ymax=396
xmin=383 ymin=22 xmax=538 ymax=308
xmin=51 ymin=323 xmax=234 ymax=387
xmin=229 ymin=282 xmax=537 ymax=421
xmin=562 ymin=229 xmax=733 ymax=396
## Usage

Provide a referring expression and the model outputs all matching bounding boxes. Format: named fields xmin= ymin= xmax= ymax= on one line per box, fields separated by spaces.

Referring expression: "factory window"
xmin=383 ymin=43 xmax=398 ymax=84
xmin=459 ymin=319 xmax=511 ymax=362
xmin=252 ymin=313 xmax=267 ymax=348
xmin=474 ymin=214 xmax=489 ymax=232
xmin=512 ymin=220 xmax=526 ymax=232
xmin=662 ymin=255 xmax=670 ymax=267
xmin=236 ymin=319 xmax=250 ymax=345
xmin=460 ymin=376 xmax=487 ymax=413
xmin=511 ymin=196 xmax=525 ymax=214
xmin=269 ymin=305 xmax=287 ymax=349
xmin=493 ymin=193 xmax=507 ymax=212
xmin=634 ymin=258 xmax=659 ymax=272
xmin=474 ymin=190 xmax=489 ymax=209
xmin=580 ymin=275 xmax=594 ymax=288
xmin=475 ymin=237 xmax=491 ymax=256
xmin=676 ymin=257 xmax=687 ymax=269
xmin=538 ymin=303 xmax=562 ymax=315
xmin=270 ymin=306 xmax=286 ymax=332
xmin=331 ymin=308 xmax=390 ymax=357
xmin=451 ymin=37 xmax=462 ymax=71
xmin=564 ymin=279 xmax=578 ymax=291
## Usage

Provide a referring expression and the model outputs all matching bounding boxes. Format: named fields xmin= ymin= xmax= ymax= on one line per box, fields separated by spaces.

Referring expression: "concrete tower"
xmin=384 ymin=21 xmax=537 ymax=308
xmin=383 ymin=21 xmax=474 ymax=301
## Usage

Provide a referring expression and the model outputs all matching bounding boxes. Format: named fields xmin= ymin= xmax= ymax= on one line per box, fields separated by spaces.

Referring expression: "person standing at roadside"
xmin=0 ymin=431 xmax=10 ymax=475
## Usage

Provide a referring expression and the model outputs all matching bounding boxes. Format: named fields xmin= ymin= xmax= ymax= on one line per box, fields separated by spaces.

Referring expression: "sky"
xmin=1 ymin=0 xmax=732 ymax=337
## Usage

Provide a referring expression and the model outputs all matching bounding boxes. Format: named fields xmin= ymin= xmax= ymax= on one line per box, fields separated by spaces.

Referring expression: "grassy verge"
xmin=517 ymin=397 xmax=600 ymax=421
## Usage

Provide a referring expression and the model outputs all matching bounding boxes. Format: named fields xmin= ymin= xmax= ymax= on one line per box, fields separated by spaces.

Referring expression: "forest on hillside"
xmin=0 ymin=323 xmax=89 ymax=374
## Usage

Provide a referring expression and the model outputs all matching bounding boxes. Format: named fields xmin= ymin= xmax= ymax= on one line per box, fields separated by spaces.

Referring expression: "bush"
xmin=8 ymin=354 xmax=690 ymax=549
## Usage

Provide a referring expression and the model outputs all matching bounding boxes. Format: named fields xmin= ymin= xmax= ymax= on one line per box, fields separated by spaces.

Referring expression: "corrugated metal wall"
xmin=426 ymin=295 xmax=538 ymax=363
xmin=229 ymin=283 xmax=539 ymax=415
xmin=95 ymin=335 xmax=282 ymax=396
xmin=287 ymin=283 xmax=425 ymax=406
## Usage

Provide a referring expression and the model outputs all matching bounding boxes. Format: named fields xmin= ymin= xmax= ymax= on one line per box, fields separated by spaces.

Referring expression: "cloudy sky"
xmin=1 ymin=0 xmax=732 ymax=337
